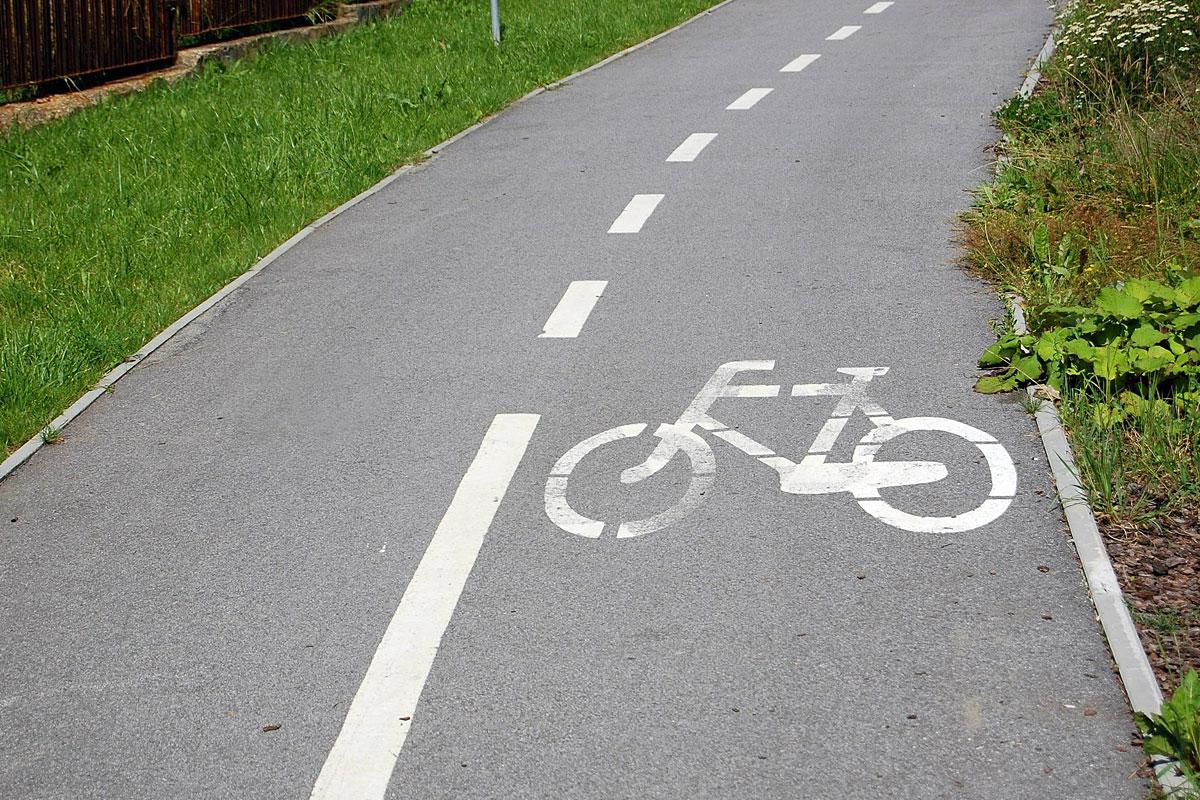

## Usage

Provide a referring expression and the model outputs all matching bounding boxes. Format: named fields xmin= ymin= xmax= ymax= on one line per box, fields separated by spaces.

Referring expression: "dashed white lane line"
xmin=827 ymin=25 xmax=862 ymax=39
xmin=726 ymin=87 xmax=773 ymax=110
xmin=864 ymin=1 xmax=893 ymax=12
xmin=780 ymin=53 xmax=821 ymax=72
xmin=608 ymin=193 xmax=665 ymax=233
xmin=539 ymin=281 xmax=608 ymax=338
xmin=310 ymin=413 xmax=541 ymax=800
xmin=667 ymin=133 xmax=718 ymax=162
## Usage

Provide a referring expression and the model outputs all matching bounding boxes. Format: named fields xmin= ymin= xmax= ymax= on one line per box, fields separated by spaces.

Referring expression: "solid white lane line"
xmin=726 ymin=87 xmax=773 ymax=110
xmin=539 ymin=281 xmax=608 ymax=338
xmin=310 ymin=413 xmax=541 ymax=800
xmin=608 ymin=194 xmax=664 ymax=233
xmin=864 ymin=1 xmax=893 ymax=13
xmin=826 ymin=25 xmax=861 ymax=39
xmin=780 ymin=53 xmax=821 ymax=73
xmin=666 ymin=133 xmax=718 ymax=162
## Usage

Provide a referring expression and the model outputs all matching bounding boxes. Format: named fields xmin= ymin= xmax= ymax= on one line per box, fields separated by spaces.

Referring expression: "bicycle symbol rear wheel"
xmin=544 ymin=423 xmax=715 ymax=538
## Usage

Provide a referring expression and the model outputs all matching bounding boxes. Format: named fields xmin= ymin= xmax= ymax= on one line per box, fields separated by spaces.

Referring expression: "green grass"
xmin=1061 ymin=382 xmax=1200 ymax=519
xmin=1134 ymin=608 xmax=1200 ymax=638
xmin=963 ymin=81 xmax=1200 ymax=322
xmin=0 ymin=0 xmax=721 ymax=454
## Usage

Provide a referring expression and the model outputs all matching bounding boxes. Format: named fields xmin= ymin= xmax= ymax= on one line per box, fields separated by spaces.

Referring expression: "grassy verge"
xmin=964 ymin=0 xmax=1200 ymax=533
xmin=964 ymin=0 xmax=1200 ymax=791
xmin=964 ymin=0 xmax=1200 ymax=605
xmin=0 ymin=0 xmax=721 ymax=454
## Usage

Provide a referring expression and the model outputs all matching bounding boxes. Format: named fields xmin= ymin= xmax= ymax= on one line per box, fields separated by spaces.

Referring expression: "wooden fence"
xmin=1 ymin=0 xmax=177 ymax=90
xmin=2 ymin=0 xmax=320 ymax=91
xmin=178 ymin=0 xmax=316 ymax=38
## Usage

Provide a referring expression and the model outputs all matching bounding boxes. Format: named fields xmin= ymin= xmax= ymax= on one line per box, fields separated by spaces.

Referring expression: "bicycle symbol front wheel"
xmin=544 ymin=423 xmax=715 ymax=539
xmin=851 ymin=417 xmax=1016 ymax=534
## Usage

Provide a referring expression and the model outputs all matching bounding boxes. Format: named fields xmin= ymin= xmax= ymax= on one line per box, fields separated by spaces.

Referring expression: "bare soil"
xmin=1101 ymin=505 xmax=1200 ymax=693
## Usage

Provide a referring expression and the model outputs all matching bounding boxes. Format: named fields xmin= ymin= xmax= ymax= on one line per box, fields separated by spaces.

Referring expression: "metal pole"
xmin=490 ymin=0 xmax=501 ymax=42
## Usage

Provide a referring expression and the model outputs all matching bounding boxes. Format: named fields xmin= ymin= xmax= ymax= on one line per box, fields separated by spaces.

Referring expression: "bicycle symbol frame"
xmin=545 ymin=360 xmax=1016 ymax=538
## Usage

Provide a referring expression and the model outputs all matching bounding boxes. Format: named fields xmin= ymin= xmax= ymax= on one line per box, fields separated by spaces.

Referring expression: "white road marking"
xmin=864 ymin=1 xmax=893 ymax=13
xmin=310 ymin=413 xmax=540 ymax=800
xmin=608 ymin=194 xmax=664 ymax=233
xmin=780 ymin=53 xmax=821 ymax=73
xmin=546 ymin=423 xmax=647 ymax=538
xmin=544 ymin=362 xmax=1017 ymax=540
xmin=666 ymin=133 xmax=718 ymax=162
xmin=621 ymin=360 xmax=778 ymax=485
xmin=539 ymin=281 xmax=607 ymax=338
xmin=726 ymin=87 xmax=773 ymax=110
xmin=546 ymin=423 xmax=716 ymax=539
xmin=826 ymin=25 xmax=862 ymax=40
xmin=807 ymin=416 xmax=848 ymax=454
xmin=712 ymin=428 xmax=774 ymax=456
xmin=851 ymin=417 xmax=1015 ymax=533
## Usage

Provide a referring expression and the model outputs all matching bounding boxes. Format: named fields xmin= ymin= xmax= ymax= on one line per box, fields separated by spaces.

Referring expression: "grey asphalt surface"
xmin=0 ymin=0 xmax=1148 ymax=798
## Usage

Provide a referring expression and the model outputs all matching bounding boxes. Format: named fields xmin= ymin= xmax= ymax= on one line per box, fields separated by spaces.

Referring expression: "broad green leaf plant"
xmin=976 ymin=276 xmax=1200 ymax=404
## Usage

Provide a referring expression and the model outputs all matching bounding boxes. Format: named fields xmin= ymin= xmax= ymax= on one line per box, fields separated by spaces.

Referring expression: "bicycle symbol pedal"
xmin=545 ymin=360 xmax=1017 ymax=538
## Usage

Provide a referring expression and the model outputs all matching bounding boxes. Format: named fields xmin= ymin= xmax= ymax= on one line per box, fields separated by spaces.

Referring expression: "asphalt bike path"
xmin=0 ymin=0 xmax=1146 ymax=797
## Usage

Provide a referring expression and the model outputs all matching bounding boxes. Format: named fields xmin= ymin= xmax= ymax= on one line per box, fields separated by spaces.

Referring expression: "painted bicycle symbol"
xmin=545 ymin=360 xmax=1017 ymax=538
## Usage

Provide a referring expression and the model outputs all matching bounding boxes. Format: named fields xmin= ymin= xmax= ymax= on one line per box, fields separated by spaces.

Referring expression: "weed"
xmin=1137 ymin=669 xmax=1200 ymax=794
xmin=306 ymin=0 xmax=340 ymax=24
xmin=1135 ymin=609 xmax=1192 ymax=636
xmin=1058 ymin=380 xmax=1200 ymax=519
xmin=1020 ymin=392 xmax=1046 ymax=415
